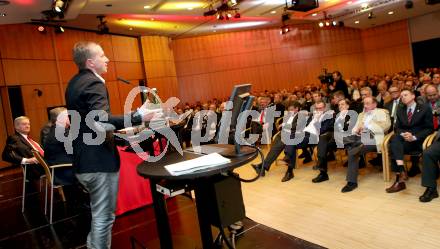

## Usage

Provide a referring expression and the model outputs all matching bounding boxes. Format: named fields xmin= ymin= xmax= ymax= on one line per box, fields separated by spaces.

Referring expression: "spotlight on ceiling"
xmin=97 ymin=15 xmax=109 ymax=34
xmin=318 ymin=22 xmax=324 ymax=27
xmin=37 ymin=25 xmax=46 ymax=33
xmin=52 ymin=0 xmax=69 ymax=18
xmin=55 ymin=26 xmax=64 ymax=33
xmin=368 ymin=12 xmax=374 ymax=19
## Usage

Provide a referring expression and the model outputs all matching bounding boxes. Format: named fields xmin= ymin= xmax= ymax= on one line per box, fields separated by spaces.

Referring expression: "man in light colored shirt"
xmin=341 ymin=97 xmax=390 ymax=192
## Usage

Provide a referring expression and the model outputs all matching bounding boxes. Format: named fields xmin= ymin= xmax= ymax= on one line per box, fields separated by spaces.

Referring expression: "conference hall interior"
xmin=1 ymin=0 xmax=440 ymax=248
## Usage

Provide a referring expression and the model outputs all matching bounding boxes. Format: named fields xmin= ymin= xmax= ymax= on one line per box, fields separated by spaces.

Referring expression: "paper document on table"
xmin=165 ymin=153 xmax=231 ymax=176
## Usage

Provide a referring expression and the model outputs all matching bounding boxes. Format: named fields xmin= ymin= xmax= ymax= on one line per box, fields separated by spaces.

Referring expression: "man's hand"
xmin=402 ymin=132 xmax=415 ymax=142
xmin=24 ymin=157 xmax=39 ymax=164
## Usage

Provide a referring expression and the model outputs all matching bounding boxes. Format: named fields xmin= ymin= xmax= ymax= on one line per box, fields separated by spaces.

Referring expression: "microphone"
xmin=117 ymin=77 xmax=131 ymax=84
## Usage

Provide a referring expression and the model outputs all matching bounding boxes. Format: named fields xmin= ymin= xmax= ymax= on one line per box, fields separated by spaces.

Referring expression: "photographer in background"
xmin=332 ymin=71 xmax=349 ymax=97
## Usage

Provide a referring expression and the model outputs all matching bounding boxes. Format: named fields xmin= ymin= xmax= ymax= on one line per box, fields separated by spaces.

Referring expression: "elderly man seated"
xmin=341 ymin=97 xmax=391 ymax=192
xmin=2 ymin=116 xmax=44 ymax=179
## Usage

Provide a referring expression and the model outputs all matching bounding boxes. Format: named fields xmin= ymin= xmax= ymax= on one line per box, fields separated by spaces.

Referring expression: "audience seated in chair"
xmin=251 ymin=101 xmax=308 ymax=182
xmin=386 ymin=89 xmax=433 ymax=193
xmin=281 ymin=101 xmax=333 ymax=182
xmin=2 ymin=116 xmax=44 ymax=179
xmin=41 ymin=107 xmax=76 ymax=186
xmin=340 ymin=97 xmax=391 ymax=192
xmin=312 ymin=98 xmax=355 ymax=184
xmin=420 ymin=132 xmax=440 ymax=202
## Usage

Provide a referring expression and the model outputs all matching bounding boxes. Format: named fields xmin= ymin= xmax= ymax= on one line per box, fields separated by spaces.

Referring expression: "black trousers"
xmin=422 ymin=140 xmax=440 ymax=188
xmin=284 ymin=135 xmax=310 ymax=171
xmin=346 ymin=144 xmax=377 ymax=183
xmin=317 ymin=132 xmax=336 ymax=172
xmin=389 ymin=135 xmax=423 ymax=172
xmin=263 ymin=133 xmax=285 ymax=171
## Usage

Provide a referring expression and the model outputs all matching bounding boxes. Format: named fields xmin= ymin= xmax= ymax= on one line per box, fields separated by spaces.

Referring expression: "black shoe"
xmin=419 ymin=188 xmax=439 ymax=202
xmin=281 ymin=171 xmax=294 ymax=182
xmin=251 ymin=163 xmax=265 ymax=177
xmin=341 ymin=182 xmax=358 ymax=193
xmin=312 ymin=172 xmax=329 ymax=183
xmin=407 ymin=166 xmax=421 ymax=177
xmin=303 ymin=156 xmax=312 ymax=164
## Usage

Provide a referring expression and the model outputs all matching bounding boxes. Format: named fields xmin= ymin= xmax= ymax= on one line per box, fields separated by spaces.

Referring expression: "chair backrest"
xmin=32 ymin=150 xmax=53 ymax=186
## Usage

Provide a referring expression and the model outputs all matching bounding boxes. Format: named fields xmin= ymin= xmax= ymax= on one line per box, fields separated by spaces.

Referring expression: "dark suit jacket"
xmin=65 ymin=69 xmax=142 ymax=173
xmin=2 ymin=133 xmax=34 ymax=165
xmin=42 ymin=125 xmax=75 ymax=185
xmin=42 ymin=125 xmax=73 ymax=166
xmin=394 ymin=103 xmax=433 ymax=142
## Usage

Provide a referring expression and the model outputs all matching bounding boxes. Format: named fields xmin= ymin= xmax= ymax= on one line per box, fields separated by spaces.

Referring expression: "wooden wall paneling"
xmin=83 ymin=33 xmax=115 ymax=61
xmin=54 ymin=29 xmax=86 ymax=61
xmin=0 ymin=91 xmax=9 ymax=168
xmin=21 ymin=84 xmax=63 ymax=141
xmin=58 ymin=60 xmax=78 ymax=83
xmin=144 ymin=61 xmax=176 ymax=79
xmin=0 ymin=59 xmax=4 ymax=86
xmin=117 ymin=82 xmax=142 ymax=112
xmin=0 ymin=24 xmax=55 ymax=60
xmin=111 ymin=35 xmax=141 ymax=62
xmin=105 ymin=81 xmax=123 ymax=115
xmin=149 ymin=77 xmax=179 ymax=101
xmin=0 ymin=87 xmax=13 ymax=134
xmin=114 ymin=62 xmax=144 ymax=80
xmin=2 ymin=59 xmax=59 ymax=85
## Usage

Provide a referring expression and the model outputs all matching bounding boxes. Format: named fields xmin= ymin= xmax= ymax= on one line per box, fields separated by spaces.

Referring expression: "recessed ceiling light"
xmin=0 ymin=13 xmax=6 ymax=17
xmin=129 ymin=27 xmax=133 ymax=30
xmin=213 ymin=30 xmax=217 ymax=32
xmin=355 ymin=20 xmax=360 ymax=24
xmin=144 ymin=5 xmax=151 ymax=9
xmin=187 ymin=7 xmax=194 ymax=10
xmin=388 ymin=11 xmax=394 ymax=15
xmin=347 ymin=1 xmax=353 ymax=4
xmin=361 ymin=3 xmax=368 ymax=8
xmin=150 ymin=18 xmax=155 ymax=21
xmin=270 ymin=10 xmax=277 ymax=14
xmin=312 ymin=13 xmax=317 ymax=16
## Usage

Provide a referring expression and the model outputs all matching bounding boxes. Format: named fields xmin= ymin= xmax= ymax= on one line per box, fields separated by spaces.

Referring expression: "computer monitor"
xmin=219 ymin=84 xmax=255 ymax=157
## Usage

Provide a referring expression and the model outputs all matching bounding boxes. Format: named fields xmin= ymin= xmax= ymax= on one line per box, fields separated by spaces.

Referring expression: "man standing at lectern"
xmin=66 ymin=41 xmax=156 ymax=249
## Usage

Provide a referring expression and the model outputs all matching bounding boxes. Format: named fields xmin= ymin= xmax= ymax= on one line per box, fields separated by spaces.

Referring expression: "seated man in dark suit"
xmin=419 ymin=134 xmax=440 ymax=202
xmin=312 ymin=98 xmax=354 ymax=183
xmin=2 ymin=116 xmax=44 ymax=179
xmin=41 ymin=107 xmax=75 ymax=186
xmin=386 ymin=89 xmax=433 ymax=193
xmin=283 ymin=101 xmax=334 ymax=182
xmin=383 ymin=86 xmax=401 ymax=129
xmin=251 ymin=101 xmax=307 ymax=182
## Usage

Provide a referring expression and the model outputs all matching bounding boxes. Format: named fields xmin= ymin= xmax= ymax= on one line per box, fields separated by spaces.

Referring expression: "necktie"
xmin=28 ymin=136 xmax=44 ymax=157
xmin=259 ymin=110 xmax=265 ymax=124
xmin=407 ymin=108 xmax=413 ymax=123
xmin=391 ymin=101 xmax=398 ymax=118
xmin=432 ymin=102 xmax=438 ymax=129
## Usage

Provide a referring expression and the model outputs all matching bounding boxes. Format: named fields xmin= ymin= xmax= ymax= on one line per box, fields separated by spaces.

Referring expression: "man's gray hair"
xmin=72 ymin=41 xmax=99 ymax=69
